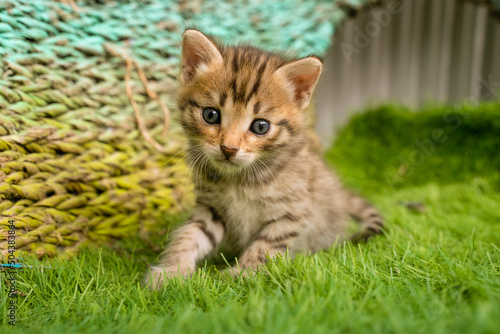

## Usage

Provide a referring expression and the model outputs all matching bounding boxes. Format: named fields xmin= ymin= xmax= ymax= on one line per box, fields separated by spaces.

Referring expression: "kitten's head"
xmin=178 ymin=29 xmax=322 ymax=175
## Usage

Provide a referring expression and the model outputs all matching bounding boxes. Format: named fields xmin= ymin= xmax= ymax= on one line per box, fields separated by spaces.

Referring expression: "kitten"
xmin=145 ymin=29 xmax=384 ymax=289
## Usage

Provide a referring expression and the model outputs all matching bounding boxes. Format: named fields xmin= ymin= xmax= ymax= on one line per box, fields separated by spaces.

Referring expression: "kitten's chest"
xmin=202 ymin=183 xmax=272 ymax=244
xmin=218 ymin=184 xmax=266 ymax=225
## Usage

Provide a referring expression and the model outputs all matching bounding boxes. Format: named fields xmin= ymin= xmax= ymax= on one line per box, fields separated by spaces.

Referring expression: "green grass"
xmin=2 ymin=102 xmax=500 ymax=333
xmin=326 ymin=101 xmax=500 ymax=194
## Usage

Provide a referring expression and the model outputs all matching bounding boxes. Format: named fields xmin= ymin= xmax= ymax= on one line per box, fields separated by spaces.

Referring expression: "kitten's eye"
xmin=202 ymin=107 xmax=221 ymax=124
xmin=250 ymin=119 xmax=270 ymax=135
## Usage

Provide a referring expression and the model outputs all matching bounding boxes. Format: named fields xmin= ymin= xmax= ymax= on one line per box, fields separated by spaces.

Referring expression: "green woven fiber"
xmin=0 ymin=0 xmax=380 ymax=258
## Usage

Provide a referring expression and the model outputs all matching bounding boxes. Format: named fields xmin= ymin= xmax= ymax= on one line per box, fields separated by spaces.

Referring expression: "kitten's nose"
xmin=220 ymin=145 xmax=239 ymax=159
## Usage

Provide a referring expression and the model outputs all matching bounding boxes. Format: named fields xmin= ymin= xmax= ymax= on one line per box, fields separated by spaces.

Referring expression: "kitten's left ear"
xmin=275 ymin=57 xmax=322 ymax=109
xmin=181 ymin=29 xmax=223 ymax=84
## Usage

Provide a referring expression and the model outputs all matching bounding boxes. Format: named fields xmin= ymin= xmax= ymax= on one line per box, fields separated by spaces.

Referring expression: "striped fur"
xmin=145 ymin=30 xmax=384 ymax=289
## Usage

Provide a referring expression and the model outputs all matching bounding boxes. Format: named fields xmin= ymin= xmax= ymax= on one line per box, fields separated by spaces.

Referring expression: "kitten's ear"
xmin=275 ymin=57 xmax=322 ymax=109
xmin=181 ymin=29 xmax=223 ymax=84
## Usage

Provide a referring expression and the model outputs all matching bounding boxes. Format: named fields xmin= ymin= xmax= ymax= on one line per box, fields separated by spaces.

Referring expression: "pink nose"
xmin=220 ymin=145 xmax=239 ymax=159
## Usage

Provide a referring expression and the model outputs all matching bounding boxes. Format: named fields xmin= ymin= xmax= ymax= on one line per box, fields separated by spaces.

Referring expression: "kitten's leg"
xmin=145 ymin=206 xmax=225 ymax=289
xmin=233 ymin=216 xmax=305 ymax=275
xmin=346 ymin=192 xmax=384 ymax=243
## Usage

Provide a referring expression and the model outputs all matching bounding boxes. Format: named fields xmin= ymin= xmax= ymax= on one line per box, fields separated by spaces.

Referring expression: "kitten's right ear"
xmin=181 ymin=29 xmax=223 ymax=84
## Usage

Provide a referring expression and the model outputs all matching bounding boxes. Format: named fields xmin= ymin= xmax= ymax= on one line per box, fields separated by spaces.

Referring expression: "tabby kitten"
xmin=145 ymin=29 xmax=384 ymax=289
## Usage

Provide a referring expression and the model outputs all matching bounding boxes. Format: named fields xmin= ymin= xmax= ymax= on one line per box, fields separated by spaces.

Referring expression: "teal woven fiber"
xmin=0 ymin=0 xmax=384 ymax=61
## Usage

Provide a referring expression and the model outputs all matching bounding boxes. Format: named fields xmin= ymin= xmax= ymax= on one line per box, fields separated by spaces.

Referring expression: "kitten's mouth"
xmin=211 ymin=155 xmax=243 ymax=170
xmin=216 ymin=157 xmax=239 ymax=166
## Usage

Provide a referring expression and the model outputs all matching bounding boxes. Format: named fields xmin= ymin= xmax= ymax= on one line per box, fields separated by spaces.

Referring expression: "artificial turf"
xmin=1 ymin=102 xmax=499 ymax=333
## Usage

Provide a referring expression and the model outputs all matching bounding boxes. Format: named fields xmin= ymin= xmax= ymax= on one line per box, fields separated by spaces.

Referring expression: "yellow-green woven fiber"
xmin=0 ymin=0 xmax=196 ymax=258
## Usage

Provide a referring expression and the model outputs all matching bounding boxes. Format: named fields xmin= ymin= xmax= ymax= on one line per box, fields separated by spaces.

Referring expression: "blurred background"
xmin=316 ymin=0 xmax=500 ymax=144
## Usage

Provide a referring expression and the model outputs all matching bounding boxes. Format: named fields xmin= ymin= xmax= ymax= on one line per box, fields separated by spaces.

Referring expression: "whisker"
xmin=160 ymin=144 xmax=204 ymax=168
xmin=249 ymin=162 xmax=266 ymax=210
xmin=250 ymin=161 xmax=258 ymax=187
xmin=193 ymin=155 xmax=201 ymax=189
xmin=240 ymin=164 xmax=247 ymax=187
xmin=164 ymin=147 xmax=202 ymax=180
xmin=197 ymin=155 xmax=210 ymax=187
xmin=257 ymin=160 xmax=268 ymax=185
xmin=255 ymin=161 xmax=267 ymax=187
xmin=192 ymin=151 xmax=207 ymax=180
xmin=181 ymin=150 xmax=206 ymax=191
xmin=252 ymin=161 xmax=262 ymax=187
xmin=178 ymin=153 xmax=200 ymax=192
xmin=257 ymin=159 xmax=277 ymax=186
xmin=202 ymin=155 xmax=211 ymax=183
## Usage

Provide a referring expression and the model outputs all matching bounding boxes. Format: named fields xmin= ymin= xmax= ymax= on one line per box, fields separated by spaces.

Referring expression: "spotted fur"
xmin=145 ymin=29 xmax=384 ymax=289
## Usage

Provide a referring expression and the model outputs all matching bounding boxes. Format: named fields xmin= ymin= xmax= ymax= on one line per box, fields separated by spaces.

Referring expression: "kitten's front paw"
xmin=144 ymin=265 xmax=193 ymax=290
xmin=222 ymin=266 xmax=250 ymax=278
xmin=223 ymin=263 xmax=265 ymax=279
xmin=224 ymin=265 xmax=245 ymax=278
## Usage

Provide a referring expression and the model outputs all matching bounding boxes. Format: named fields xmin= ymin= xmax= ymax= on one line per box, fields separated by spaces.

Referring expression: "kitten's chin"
xmin=209 ymin=157 xmax=246 ymax=174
